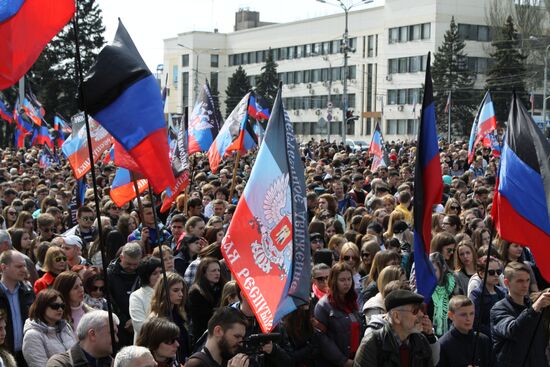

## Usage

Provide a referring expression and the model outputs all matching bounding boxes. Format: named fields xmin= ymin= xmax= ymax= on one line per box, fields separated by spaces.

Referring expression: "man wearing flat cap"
xmin=354 ymin=289 xmax=435 ymax=367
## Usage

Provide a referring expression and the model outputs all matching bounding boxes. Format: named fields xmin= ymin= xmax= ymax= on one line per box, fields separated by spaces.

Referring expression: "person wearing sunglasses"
xmin=36 ymin=213 xmax=57 ymax=242
xmin=34 ymin=247 xmax=68 ymax=294
xmin=136 ymin=317 xmax=182 ymax=367
xmin=338 ymin=243 xmax=362 ymax=307
xmin=64 ymin=206 xmax=98 ymax=254
xmin=22 ymin=289 xmax=77 ymax=367
xmin=468 ymin=256 xmax=505 ymax=340
xmin=83 ymin=273 xmax=108 ymax=311
xmin=355 ymin=289 xmax=434 ymax=367
xmin=311 ymin=263 xmax=331 ymax=310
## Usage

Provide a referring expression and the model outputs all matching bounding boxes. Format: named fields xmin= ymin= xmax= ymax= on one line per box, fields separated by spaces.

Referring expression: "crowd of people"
xmin=0 ymin=137 xmax=546 ymax=367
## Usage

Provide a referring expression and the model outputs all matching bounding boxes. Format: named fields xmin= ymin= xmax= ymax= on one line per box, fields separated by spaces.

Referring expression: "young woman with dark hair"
xmin=313 ymin=263 xmax=365 ymax=367
xmin=187 ymin=257 xmax=226 ymax=339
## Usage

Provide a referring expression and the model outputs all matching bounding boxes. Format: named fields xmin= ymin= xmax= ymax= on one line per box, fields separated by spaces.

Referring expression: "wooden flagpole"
xmin=229 ymin=151 xmax=241 ymax=200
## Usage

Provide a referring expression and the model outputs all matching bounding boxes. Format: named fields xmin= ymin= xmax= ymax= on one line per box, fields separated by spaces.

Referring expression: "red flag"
xmin=0 ymin=0 xmax=75 ymax=90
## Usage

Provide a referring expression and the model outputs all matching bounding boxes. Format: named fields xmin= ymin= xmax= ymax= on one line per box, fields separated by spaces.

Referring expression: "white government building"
xmin=162 ymin=0 xmax=518 ymax=143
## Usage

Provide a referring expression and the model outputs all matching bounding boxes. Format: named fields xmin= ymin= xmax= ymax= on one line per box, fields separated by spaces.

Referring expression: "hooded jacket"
xmin=22 ymin=319 xmax=77 ymax=367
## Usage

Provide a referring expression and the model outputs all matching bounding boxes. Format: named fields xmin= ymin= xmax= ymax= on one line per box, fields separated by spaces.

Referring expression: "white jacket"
xmin=22 ymin=319 xmax=77 ymax=367
xmin=129 ymin=286 xmax=154 ymax=343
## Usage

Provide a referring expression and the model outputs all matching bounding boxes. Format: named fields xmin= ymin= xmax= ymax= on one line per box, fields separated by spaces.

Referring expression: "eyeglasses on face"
xmin=396 ymin=303 xmax=425 ymax=315
xmin=80 ymin=216 xmax=95 ymax=222
xmin=361 ymin=252 xmax=371 ymax=259
xmin=450 ymin=206 xmax=460 ymax=210
xmin=54 ymin=256 xmax=67 ymax=263
xmin=163 ymin=338 xmax=179 ymax=345
xmin=445 ymin=248 xmax=455 ymax=254
xmin=487 ymin=269 xmax=502 ymax=276
xmin=92 ymin=286 xmax=104 ymax=292
xmin=314 ymin=276 xmax=328 ymax=282
xmin=48 ymin=302 xmax=65 ymax=310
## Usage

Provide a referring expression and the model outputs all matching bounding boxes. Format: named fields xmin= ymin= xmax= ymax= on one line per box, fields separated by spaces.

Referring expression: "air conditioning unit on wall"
xmin=306 ymin=83 xmax=312 ymax=89
xmin=397 ymin=105 xmax=404 ymax=111
xmin=309 ymin=89 xmax=315 ymax=95
xmin=386 ymin=75 xmax=392 ymax=81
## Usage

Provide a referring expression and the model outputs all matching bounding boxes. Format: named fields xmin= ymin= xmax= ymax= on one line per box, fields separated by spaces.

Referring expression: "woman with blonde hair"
xmin=327 ymin=234 xmax=347 ymax=261
xmin=358 ymin=240 xmax=381 ymax=277
xmin=362 ymin=266 xmax=407 ymax=322
xmin=150 ymin=272 xmax=190 ymax=360
xmin=338 ymin=242 xmax=362 ymax=302
xmin=453 ymin=241 xmax=477 ymax=295
xmin=34 ymin=246 xmax=68 ymax=294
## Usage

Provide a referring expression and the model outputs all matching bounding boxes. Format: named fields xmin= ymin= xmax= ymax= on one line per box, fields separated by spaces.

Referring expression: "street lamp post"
xmin=543 ymin=45 xmax=550 ymax=124
xmin=316 ymin=0 xmax=373 ymax=143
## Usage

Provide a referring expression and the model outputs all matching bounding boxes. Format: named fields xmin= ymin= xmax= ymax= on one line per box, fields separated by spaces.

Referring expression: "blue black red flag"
xmin=207 ymin=92 xmax=258 ymax=173
xmin=0 ymin=0 xmax=75 ymax=89
xmin=62 ymin=113 xmax=113 ymax=179
xmin=53 ymin=115 xmax=70 ymax=148
xmin=13 ymin=106 xmax=33 ymax=148
xmin=468 ymin=91 xmax=497 ymax=164
xmin=413 ymin=53 xmax=442 ymax=301
xmin=31 ymin=124 xmax=53 ymax=148
xmin=368 ymin=122 xmax=388 ymax=171
xmin=0 ymin=98 xmax=12 ymax=123
xmin=78 ymin=20 xmax=175 ymax=194
xmin=491 ymin=94 xmax=550 ymax=280
xmin=188 ymin=81 xmax=221 ymax=155
xmin=221 ymin=85 xmax=311 ymax=333
xmin=110 ymin=168 xmax=149 ymax=208
xmin=248 ymin=93 xmax=270 ymax=121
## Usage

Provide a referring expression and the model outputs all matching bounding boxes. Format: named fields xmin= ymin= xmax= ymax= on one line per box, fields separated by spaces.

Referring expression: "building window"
xmin=388 ymin=90 xmax=397 ymax=105
xmin=410 ymin=24 xmax=422 ymax=41
xmin=388 ymin=59 xmax=398 ymax=74
xmin=211 ymin=54 xmax=219 ymax=67
xmin=367 ymin=35 xmax=374 ymax=57
xmin=332 ymin=40 xmax=341 ymax=54
xmin=422 ymin=23 xmax=431 ymax=40
xmin=458 ymin=24 xmax=491 ymax=42
xmin=210 ymin=72 xmax=218 ymax=92
xmin=389 ymin=28 xmax=399 ymax=44
xmin=399 ymin=27 xmax=408 ymax=43
xmin=322 ymin=41 xmax=331 ymax=55
xmin=181 ymin=72 xmax=189 ymax=107
xmin=172 ymin=65 xmax=178 ymax=86
xmin=407 ymin=119 xmax=418 ymax=134
xmin=182 ymin=54 xmax=189 ymax=67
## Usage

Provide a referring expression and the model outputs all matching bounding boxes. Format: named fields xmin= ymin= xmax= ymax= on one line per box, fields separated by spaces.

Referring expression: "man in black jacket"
xmin=0 ymin=250 xmax=35 ymax=367
xmin=490 ymin=261 xmax=550 ymax=367
xmin=354 ymin=289 xmax=433 ymax=367
xmin=107 ymin=242 xmax=142 ymax=348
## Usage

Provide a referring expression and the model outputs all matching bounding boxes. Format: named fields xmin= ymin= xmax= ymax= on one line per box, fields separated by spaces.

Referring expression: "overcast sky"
xmin=97 ymin=0 xmax=382 ymax=71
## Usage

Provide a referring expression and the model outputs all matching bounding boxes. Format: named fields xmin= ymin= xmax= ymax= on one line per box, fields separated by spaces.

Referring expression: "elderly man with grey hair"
xmin=107 ymin=241 xmax=143 ymax=347
xmin=0 ymin=230 xmax=11 ymax=253
xmin=114 ymin=346 xmax=156 ymax=367
xmin=46 ymin=310 xmax=119 ymax=367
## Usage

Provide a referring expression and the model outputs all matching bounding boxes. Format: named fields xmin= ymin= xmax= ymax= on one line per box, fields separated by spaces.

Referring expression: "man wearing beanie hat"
xmin=354 ymin=289 xmax=435 ymax=367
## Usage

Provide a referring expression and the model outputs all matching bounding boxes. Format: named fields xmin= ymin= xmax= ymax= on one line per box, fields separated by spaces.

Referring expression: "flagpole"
xmin=229 ymin=151 xmax=241 ymax=201
xmin=146 ymin=186 xmax=174 ymax=323
xmin=448 ymin=90 xmax=452 ymax=143
xmin=71 ymin=16 xmax=117 ymax=354
xmin=130 ymin=172 xmax=144 ymax=224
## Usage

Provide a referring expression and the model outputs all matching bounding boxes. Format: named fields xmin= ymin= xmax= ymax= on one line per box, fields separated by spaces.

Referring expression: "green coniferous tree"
xmin=485 ymin=16 xmax=528 ymax=123
xmin=224 ymin=66 xmax=251 ymax=118
xmin=432 ymin=17 xmax=477 ymax=138
xmin=29 ymin=0 xmax=105 ymax=120
xmin=255 ymin=49 xmax=279 ymax=109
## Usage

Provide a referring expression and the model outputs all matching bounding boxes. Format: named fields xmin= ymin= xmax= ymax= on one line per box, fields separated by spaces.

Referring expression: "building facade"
xmin=163 ymin=0 xmax=505 ymax=142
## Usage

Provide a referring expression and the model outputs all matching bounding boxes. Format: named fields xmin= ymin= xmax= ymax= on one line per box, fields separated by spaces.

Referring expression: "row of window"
xmin=388 ymin=23 xmax=431 ymax=44
xmin=467 ymin=57 xmax=493 ymax=74
xmin=181 ymin=54 xmax=219 ymax=68
xmin=293 ymin=121 xmax=343 ymax=136
xmin=388 ymin=55 xmax=428 ymax=74
xmin=280 ymin=66 xmax=358 ymax=85
xmin=386 ymin=119 xmax=418 ymax=135
xmin=457 ymin=24 xmax=491 ymax=42
xmin=387 ymin=88 xmax=423 ymax=105
xmin=228 ymin=38 xmax=358 ymax=66
xmin=283 ymin=94 xmax=356 ymax=110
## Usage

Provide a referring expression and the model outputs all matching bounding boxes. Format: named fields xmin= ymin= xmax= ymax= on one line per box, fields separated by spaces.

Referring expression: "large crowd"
xmin=0 ymin=137 xmax=546 ymax=367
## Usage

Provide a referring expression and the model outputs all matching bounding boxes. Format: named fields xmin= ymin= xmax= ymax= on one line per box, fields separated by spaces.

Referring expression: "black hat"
xmin=384 ymin=289 xmax=424 ymax=311
xmin=392 ymin=220 xmax=409 ymax=234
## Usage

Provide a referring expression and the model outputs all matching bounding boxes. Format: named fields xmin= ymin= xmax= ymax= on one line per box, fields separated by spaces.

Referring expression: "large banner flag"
xmin=221 ymin=86 xmax=311 ymax=333
xmin=0 ymin=98 xmax=12 ymax=123
xmin=468 ymin=91 xmax=497 ymax=164
xmin=62 ymin=112 xmax=113 ymax=179
xmin=79 ymin=20 xmax=175 ymax=194
xmin=491 ymin=94 xmax=550 ymax=280
xmin=110 ymin=168 xmax=149 ymax=208
xmin=207 ymin=93 xmax=258 ymax=173
xmin=413 ymin=53 xmax=442 ymax=301
xmin=368 ymin=122 xmax=388 ymax=172
xmin=0 ymin=0 xmax=75 ymax=90
xmin=161 ymin=117 xmax=190 ymax=213
xmin=188 ymin=82 xmax=221 ymax=155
